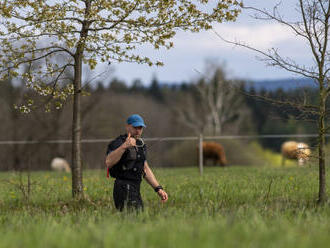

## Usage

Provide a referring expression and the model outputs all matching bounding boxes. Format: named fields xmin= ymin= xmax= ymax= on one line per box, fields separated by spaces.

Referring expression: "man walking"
xmin=105 ymin=114 xmax=168 ymax=211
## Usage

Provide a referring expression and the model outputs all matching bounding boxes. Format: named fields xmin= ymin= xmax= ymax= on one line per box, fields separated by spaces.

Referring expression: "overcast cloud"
xmin=96 ymin=1 xmax=313 ymax=85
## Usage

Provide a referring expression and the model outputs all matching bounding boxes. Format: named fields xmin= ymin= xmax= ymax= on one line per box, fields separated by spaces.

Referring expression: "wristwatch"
xmin=154 ymin=185 xmax=163 ymax=192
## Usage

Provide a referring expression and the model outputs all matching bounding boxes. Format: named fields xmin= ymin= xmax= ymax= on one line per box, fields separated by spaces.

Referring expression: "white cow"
xmin=51 ymin=157 xmax=71 ymax=172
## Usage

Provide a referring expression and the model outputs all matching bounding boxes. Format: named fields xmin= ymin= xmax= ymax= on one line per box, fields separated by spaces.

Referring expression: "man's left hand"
xmin=157 ymin=189 xmax=168 ymax=203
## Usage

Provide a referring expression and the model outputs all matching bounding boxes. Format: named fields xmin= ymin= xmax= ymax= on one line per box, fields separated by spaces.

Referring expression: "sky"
xmin=95 ymin=1 xmax=312 ymax=86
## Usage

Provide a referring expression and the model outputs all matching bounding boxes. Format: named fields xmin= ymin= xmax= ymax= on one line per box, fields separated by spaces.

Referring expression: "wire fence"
xmin=0 ymin=133 xmax=328 ymax=145
xmin=0 ymin=134 xmax=328 ymax=172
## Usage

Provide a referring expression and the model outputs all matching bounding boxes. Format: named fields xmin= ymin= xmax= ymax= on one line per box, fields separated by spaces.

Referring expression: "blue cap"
xmin=126 ymin=114 xmax=146 ymax=127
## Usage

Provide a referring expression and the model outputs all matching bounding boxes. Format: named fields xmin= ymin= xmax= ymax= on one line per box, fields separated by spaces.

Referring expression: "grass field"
xmin=0 ymin=166 xmax=329 ymax=248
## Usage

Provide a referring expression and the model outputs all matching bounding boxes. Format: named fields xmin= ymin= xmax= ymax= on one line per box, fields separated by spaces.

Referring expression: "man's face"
xmin=126 ymin=124 xmax=144 ymax=138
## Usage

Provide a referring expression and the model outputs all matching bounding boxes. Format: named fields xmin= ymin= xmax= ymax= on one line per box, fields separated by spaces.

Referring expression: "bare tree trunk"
xmin=71 ymin=0 xmax=92 ymax=198
xmin=318 ymin=93 xmax=326 ymax=203
xmin=27 ymin=159 xmax=31 ymax=203
xmin=72 ymin=55 xmax=83 ymax=198
xmin=211 ymin=110 xmax=221 ymax=136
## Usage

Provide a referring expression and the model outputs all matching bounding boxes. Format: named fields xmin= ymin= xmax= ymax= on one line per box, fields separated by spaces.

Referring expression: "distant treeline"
xmin=0 ymin=73 xmax=325 ymax=170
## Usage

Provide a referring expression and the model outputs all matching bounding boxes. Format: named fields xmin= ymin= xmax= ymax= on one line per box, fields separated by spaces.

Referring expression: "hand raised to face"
xmin=122 ymin=132 xmax=136 ymax=149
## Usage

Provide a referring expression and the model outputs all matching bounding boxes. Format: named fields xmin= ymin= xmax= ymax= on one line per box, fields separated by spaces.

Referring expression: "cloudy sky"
xmin=97 ymin=0 xmax=312 ymax=85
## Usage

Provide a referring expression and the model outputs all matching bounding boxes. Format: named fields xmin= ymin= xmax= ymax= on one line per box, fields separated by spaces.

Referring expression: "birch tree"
xmin=196 ymin=67 xmax=243 ymax=135
xmin=175 ymin=67 xmax=244 ymax=135
xmin=0 ymin=0 xmax=241 ymax=197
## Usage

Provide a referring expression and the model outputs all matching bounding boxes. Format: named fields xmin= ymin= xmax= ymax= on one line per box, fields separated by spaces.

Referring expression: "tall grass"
xmin=0 ymin=166 xmax=329 ymax=248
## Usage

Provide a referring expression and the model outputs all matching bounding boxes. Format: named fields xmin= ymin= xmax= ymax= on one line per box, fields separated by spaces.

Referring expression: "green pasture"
xmin=0 ymin=166 xmax=329 ymax=248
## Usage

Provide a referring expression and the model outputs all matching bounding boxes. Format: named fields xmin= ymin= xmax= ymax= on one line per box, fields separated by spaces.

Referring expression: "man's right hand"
xmin=122 ymin=133 xmax=136 ymax=149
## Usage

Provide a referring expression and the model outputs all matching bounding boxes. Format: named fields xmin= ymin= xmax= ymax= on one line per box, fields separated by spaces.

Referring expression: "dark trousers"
xmin=113 ymin=179 xmax=143 ymax=211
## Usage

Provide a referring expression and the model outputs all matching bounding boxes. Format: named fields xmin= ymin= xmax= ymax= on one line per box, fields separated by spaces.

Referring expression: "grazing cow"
xmin=200 ymin=141 xmax=227 ymax=167
xmin=281 ymin=141 xmax=311 ymax=166
xmin=50 ymin=157 xmax=71 ymax=172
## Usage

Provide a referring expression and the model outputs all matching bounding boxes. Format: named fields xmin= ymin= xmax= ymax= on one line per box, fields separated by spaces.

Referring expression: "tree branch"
xmin=212 ymin=29 xmax=319 ymax=80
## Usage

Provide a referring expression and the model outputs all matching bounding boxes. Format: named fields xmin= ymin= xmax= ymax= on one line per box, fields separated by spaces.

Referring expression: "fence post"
xmin=199 ymin=134 xmax=203 ymax=176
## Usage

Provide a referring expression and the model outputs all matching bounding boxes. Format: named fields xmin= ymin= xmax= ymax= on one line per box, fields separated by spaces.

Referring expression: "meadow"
xmin=0 ymin=166 xmax=330 ymax=248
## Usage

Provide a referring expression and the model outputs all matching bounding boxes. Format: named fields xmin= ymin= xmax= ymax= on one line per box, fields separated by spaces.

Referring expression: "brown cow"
xmin=281 ymin=141 xmax=311 ymax=166
xmin=199 ymin=141 xmax=227 ymax=167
